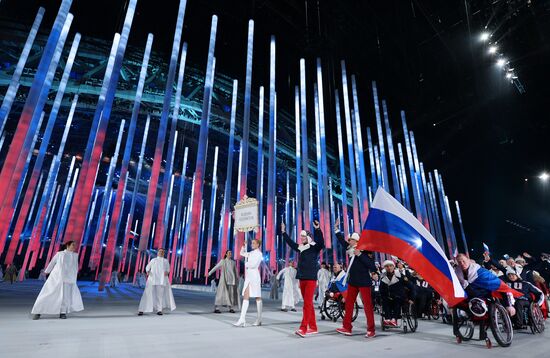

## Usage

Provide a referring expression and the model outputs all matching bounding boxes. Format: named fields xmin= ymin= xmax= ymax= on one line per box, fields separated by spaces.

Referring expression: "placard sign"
xmin=234 ymin=196 xmax=259 ymax=232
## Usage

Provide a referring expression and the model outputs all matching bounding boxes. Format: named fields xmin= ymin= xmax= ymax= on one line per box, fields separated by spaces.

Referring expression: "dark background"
xmin=1 ymin=0 xmax=550 ymax=259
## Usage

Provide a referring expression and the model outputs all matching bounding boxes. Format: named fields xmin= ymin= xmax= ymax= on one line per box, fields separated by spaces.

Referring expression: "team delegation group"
xmin=28 ymin=218 xmax=550 ymax=338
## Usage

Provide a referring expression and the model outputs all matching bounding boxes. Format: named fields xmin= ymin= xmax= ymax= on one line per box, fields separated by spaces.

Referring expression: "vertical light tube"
xmin=65 ymin=0 xmax=139 ymax=247
xmin=400 ymin=111 xmax=422 ymax=223
xmin=371 ymin=81 xmax=389 ymax=189
xmin=102 ymin=34 xmax=154 ymax=283
xmin=397 ymin=143 xmax=411 ymax=210
xmin=340 ymin=62 xmax=360 ymax=233
xmin=219 ymin=80 xmax=238 ymax=259
xmin=351 ymin=75 xmax=370 ymax=225
xmin=0 ymin=12 xmax=73 ymax=249
xmin=0 ymin=7 xmax=45 ymax=134
xmin=299 ymin=59 xmax=310 ymax=231
xmin=410 ymin=131 xmax=429 ymax=229
xmin=334 ymin=90 xmax=350 ymax=242
xmin=294 ymin=86 xmax=302 ymax=235
xmin=139 ymin=3 xmax=188 ymax=251
xmin=455 ymin=201 xmax=469 ymax=255
xmin=265 ymin=36 xmax=276 ymax=264
xmin=187 ymin=15 xmax=217 ymax=271
xmin=366 ymin=128 xmax=378 ymax=191
xmin=381 ymin=100 xmax=401 ymax=203
xmin=255 ymin=87 xmax=265 ymax=244
xmin=204 ymin=146 xmax=219 ymax=280
xmin=317 ymin=59 xmax=332 ymax=247
xmin=434 ymin=170 xmax=454 ymax=257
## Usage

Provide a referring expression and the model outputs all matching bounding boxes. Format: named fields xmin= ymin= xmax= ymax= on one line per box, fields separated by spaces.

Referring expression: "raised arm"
xmin=240 ymin=245 xmax=249 ymax=258
xmin=281 ymin=222 xmax=299 ymax=252
xmin=207 ymin=260 xmax=224 ymax=276
xmin=44 ymin=252 xmax=60 ymax=274
xmin=312 ymin=220 xmax=325 ymax=251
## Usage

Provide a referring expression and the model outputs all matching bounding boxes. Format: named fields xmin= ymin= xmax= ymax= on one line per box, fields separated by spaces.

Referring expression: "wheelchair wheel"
xmin=322 ymin=298 xmax=340 ymax=322
xmin=529 ymin=302 xmax=545 ymax=334
xmin=405 ymin=303 xmax=418 ymax=333
xmin=489 ymin=302 xmax=513 ymax=347
xmin=341 ymin=301 xmax=360 ymax=322
xmin=452 ymin=307 xmax=474 ymax=341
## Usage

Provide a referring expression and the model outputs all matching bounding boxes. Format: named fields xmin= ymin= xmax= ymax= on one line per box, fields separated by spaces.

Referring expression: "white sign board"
xmin=234 ymin=197 xmax=259 ymax=232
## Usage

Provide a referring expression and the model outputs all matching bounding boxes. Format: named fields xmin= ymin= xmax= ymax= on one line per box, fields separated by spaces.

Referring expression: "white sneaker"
xmin=253 ymin=320 xmax=262 ymax=326
xmin=233 ymin=319 xmax=246 ymax=327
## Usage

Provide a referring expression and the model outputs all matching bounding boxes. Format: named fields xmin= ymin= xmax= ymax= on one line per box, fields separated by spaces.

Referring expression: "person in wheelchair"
xmin=328 ymin=262 xmax=347 ymax=295
xmin=502 ymin=267 xmax=544 ymax=328
xmin=412 ymin=272 xmax=434 ymax=318
xmin=380 ymin=260 xmax=415 ymax=327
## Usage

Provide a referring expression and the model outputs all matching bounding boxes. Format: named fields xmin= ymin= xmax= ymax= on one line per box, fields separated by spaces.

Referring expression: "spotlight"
xmin=488 ymin=46 xmax=498 ymax=54
xmin=539 ymin=172 xmax=549 ymax=181
xmin=505 ymin=73 xmax=513 ymax=79
xmin=496 ymin=58 xmax=506 ymax=67
xmin=480 ymin=32 xmax=490 ymax=41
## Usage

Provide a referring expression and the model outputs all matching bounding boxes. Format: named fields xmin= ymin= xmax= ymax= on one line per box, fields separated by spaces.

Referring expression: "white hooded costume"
xmin=277 ymin=266 xmax=299 ymax=309
xmin=31 ymin=250 xmax=84 ymax=315
xmin=138 ymin=257 xmax=176 ymax=313
xmin=316 ymin=267 xmax=331 ymax=306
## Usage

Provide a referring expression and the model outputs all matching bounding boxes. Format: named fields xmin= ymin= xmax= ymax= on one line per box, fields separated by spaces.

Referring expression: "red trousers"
xmin=299 ymin=279 xmax=317 ymax=331
xmin=343 ymin=285 xmax=375 ymax=333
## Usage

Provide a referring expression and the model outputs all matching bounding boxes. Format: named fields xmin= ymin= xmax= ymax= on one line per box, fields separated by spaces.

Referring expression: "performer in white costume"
xmin=138 ymin=248 xmax=176 ymax=316
xmin=31 ymin=241 xmax=83 ymax=320
xmin=110 ymin=270 xmax=120 ymax=287
xmin=277 ymin=261 xmax=299 ymax=311
xmin=234 ymin=238 xmax=263 ymax=327
xmin=317 ymin=263 xmax=331 ymax=307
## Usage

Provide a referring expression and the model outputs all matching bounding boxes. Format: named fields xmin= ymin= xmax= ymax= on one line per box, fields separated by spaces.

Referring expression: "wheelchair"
xmin=452 ymin=297 xmax=513 ymax=348
xmin=380 ymin=301 xmax=418 ymax=333
xmin=320 ymin=290 xmax=359 ymax=322
xmin=513 ymin=298 xmax=545 ymax=334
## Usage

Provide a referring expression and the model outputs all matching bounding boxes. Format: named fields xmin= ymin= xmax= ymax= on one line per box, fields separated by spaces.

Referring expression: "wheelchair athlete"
xmin=380 ymin=260 xmax=416 ymax=327
xmin=502 ymin=267 xmax=544 ymax=328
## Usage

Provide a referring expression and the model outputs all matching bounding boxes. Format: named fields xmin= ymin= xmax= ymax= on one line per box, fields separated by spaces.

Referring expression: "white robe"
xmin=110 ymin=271 xmax=120 ymax=287
xmin=277 ymin=267 xmax=299 ymax=308
xmin=317 ymin=268 xmax=331 ymax=305
xmin=138 ymin=257 xmax=176 ymax=312
xmin=31 ymin=250 xmax=84 ymax=315
xmin=240 ymin=247 xmax=262 ymax=298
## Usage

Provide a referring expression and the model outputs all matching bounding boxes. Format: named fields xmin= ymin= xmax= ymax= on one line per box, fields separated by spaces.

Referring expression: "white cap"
xmin=383 ymin=260 xmax=395 ymax=267
xmin=349 ymin=232 xmax=360 ymax=241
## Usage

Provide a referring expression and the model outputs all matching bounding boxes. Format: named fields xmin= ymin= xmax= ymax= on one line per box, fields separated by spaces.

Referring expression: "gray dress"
xmin=208 ymin=258 xmax=238 ymax=307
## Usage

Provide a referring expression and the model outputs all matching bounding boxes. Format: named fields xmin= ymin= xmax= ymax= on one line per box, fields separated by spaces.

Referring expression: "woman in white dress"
xmin=31 ymin=241 xmax=84 ymax=320
xmin=234 ymin=238 xmax=263 ymax=327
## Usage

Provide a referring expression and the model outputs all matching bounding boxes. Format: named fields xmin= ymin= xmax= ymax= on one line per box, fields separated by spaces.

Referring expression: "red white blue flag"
xmin=358 ymin=188 xmax=466 ymax=306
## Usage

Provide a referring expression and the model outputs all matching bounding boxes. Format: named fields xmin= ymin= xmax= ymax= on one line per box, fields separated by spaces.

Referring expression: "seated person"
xmin=502 ymin=268 xmax=544 ymax=327
xmin=455 ymin=253 xmax=522 ymax=317
xmin=328 ymin=262 xmax=347 ymax=294
xmin=371 ymin=271 xmax=381 ymax=308
xmin=380 ymin=260 xmax=412 ymax=327
xmin=413 ymin=272 xmax=434 ymax=318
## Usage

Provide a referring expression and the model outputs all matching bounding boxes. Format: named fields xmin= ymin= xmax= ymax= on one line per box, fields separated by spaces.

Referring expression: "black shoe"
xmin=281 ymin=309 xmax=288 ymax=312
xmin=291 ymin=308 xmax=297 ymax=312
xmin=138 ymin=312 xmax=144 ymax=316
xmin=32 ymin=314 xmax=40 ymax=320
xmin=229 ymin=309 xmax=236 ymax=313
xmin=157 ymin=311 xmax=163 ymax=316
xmin=59 ymin=314 xmax=67 ymax=319
xmin=214 ymin=309 xmax=221 ymax=314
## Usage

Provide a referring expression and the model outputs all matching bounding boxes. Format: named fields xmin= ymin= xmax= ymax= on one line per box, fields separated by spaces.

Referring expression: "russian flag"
xmin=358 ymin=188 xmax=466 ymax=307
